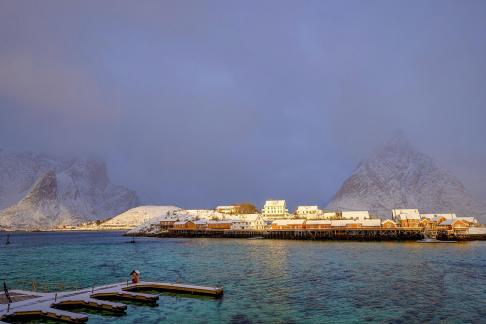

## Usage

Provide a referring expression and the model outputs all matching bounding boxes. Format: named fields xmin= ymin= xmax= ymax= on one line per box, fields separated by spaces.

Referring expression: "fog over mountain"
xmin=0 ymin=149 xmax=138 ymax=230
xmin=1 ymin=1 xmax=486 ymax=210
xmin=327 ymin=135 xmax=486 ymax=221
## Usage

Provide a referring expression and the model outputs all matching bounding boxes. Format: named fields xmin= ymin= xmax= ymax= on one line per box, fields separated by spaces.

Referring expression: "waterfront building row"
xmin=159 ymin=214 xmax=481 ymax=233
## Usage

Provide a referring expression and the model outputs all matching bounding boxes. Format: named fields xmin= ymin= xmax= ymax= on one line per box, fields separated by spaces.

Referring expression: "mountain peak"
xmin=327 ymin=135 xmax=484 ymax=220
xmin=0 ymin=149 xmax=139 ymax=230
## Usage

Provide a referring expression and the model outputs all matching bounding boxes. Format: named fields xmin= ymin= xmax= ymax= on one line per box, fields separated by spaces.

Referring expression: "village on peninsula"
xmin=65 ymin=200 xmax=486 ymax=241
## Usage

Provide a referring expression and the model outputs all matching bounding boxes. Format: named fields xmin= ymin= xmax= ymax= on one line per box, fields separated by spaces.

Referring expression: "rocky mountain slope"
xmin=0 ymin=149 xmax=139 ymax=230
xmin=327 ymin=135 xmax=485 ymax=221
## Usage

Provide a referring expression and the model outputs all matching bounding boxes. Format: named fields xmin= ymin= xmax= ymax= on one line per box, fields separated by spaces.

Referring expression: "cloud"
xmin=1 ymin=0 xmax=485 ymax=208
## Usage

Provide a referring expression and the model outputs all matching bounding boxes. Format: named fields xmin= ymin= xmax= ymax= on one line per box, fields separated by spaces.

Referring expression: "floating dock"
xmin=0 ymin=281 xmax=223 ymax=322
xmin=124 ymin=281 xmax=224 ymax=297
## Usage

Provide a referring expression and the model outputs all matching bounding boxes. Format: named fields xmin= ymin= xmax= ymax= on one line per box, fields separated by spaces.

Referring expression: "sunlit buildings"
xmin=262 ymin=200 xmax=288 ymax=219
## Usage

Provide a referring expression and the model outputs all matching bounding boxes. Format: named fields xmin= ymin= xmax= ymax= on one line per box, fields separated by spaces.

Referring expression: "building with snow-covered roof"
xmin=215 ymin=206 xmax=238 ymax=214
xmin=382 ymin=219 xmax=398 ymax=228
xmin=455 ymin=217 xmax=477 ymax=224
xmin=361 ymin=219 xmax=381 ymax=227
xmin=194 ymin=220 xmax=208 ymax=229
xmin=421 ymin=213 xmax=456 ymax=221
xmin=392 ymin=209 xmax=419 ymax=221
xmin=173 ymin=221 xmax=196 ymax=230
xmin=207 ymin=220 xmax=233 ymax=230
xmin=239 ymin=214 xmax=266 ymax=230
xmin=341 ymin=211 xmax=370 ymax=220
xmin=322 ymin=212 xmax=338 ymax=219
xmin=295 ymin=206 xmax=321 ymax=218
xmin=262 ymin=200 xmax=288 ymax=219
xmin=331 ymin=220 xmax=362 ymax=228
xmin=176 ymin=209 xmax=224 ymax=220
xmin=396 ymin=213 xmax=420 ymax=228
xmin=437 ymin=219 xmax=470 ymax=232
xmin=305 ymin=220 xmax=331 ymax=229
xmin=230 ymin=219 xmax=251 ymax=230
xmin=271 ymin=219 xmax=305 ymax=230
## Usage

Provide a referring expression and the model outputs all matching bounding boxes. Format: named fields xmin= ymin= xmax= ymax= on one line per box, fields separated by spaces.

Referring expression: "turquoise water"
xmin=1 ymin=232 xmax=485 ymax=323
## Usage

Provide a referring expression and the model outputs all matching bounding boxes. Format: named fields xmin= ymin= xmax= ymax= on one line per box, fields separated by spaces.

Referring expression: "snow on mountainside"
xmin=101 ymin=205 xmax=181 ymax=229
xmin=327 ymin=135 xmax=485 ymax=221
xmin=0 ymin=149 xmax=139 ymax=230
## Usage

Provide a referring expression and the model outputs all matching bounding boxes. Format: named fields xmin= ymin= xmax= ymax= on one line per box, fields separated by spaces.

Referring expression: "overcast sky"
xmin=1 ymin=0 xmax=485 ymax=209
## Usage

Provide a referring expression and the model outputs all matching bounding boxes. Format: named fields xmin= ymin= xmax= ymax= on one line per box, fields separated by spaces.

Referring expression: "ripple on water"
xmin=1 ymin=234 xmax=485 ymax=323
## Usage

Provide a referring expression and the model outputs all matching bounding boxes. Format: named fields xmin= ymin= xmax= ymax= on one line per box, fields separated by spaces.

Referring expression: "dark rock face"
xmin=327 ymin=135 xmax=485 ymax=220
xmin=0 ymin=150 xmax=139 ymax=230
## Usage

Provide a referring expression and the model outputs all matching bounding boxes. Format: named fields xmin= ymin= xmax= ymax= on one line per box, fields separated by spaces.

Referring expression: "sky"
xmin=0 ymin=0 xmax=486 ymax=209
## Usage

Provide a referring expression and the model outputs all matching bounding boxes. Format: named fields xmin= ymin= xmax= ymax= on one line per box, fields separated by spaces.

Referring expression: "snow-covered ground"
xmin=99 ymin=205 xmax=181 ymax=229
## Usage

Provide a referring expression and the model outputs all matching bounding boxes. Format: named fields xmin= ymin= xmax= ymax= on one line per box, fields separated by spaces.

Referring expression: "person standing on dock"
xmin=130 ymin=270 xmax=140 ymax=284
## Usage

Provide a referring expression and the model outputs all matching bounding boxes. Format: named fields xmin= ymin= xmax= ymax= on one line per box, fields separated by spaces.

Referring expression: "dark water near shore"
xmin=1 ymin=231 xmax=485 ymax=323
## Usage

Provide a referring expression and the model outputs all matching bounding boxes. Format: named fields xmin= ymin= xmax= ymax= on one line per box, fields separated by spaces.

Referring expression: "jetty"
xmin=0 ymin=281 xmax=223 ymax=323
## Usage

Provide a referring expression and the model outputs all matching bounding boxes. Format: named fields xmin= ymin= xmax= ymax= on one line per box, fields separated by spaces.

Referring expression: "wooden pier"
xmin=166 ymin=228 xmax=425 ymax=241
xmin=0 ymin=281 xmax=223 ymax=322
xmin=124 ymin=281 xmax=224 ymax=297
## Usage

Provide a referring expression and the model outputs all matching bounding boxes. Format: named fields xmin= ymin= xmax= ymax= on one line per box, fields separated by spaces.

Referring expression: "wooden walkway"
xmin=0 ymin=281 xmax=223 ymax=322
xmin=167 ymin=228 xmax=425 ymax=240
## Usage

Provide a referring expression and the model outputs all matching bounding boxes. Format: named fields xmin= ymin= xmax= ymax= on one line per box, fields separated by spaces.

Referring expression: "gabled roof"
xmin=440 ymin=219 xmax=469 ymax=226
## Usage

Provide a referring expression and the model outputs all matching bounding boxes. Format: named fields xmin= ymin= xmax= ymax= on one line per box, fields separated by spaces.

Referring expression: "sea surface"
xmin=0 ymin=231 xmax=485 ymax=323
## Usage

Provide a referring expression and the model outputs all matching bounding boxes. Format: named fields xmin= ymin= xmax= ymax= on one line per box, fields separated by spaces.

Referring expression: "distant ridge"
xmin=327 ymin=134 xmax=485 ymax=221
xmin=0 ymin=149 xmax=139 ymax=230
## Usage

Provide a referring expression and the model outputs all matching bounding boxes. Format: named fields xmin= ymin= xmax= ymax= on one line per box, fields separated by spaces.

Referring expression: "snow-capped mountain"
xmin=0 ymin=149 xmax=139 ymax=230
xmin=327 ymin=135 xmax=485 ymax=221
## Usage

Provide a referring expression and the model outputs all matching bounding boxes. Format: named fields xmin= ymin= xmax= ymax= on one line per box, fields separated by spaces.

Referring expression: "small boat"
xmin=417 ymin=238 xmax=457 ymax=243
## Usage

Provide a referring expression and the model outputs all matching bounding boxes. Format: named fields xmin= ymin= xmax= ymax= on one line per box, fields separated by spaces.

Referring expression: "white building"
xmin=231 ymin=220 xmax=251 ymax=230
xmin=216 ymin=206 xmax=238 ymax=214
xmin=240 ymin=214 xmax=266 ymax=230
xmin=322 ymin=212 xmax=338 ymax=220
xmin=262 ymin=200 xmax=289 ymax=219
xmin=391 ymin=209 xmax=420 ymax=221
xmin=341 ymin=211 xmax=370 ymax=221
xmin=421 ymin=213 xmax=456 ymax=221
xmin=176 ymin=209 xmax=224 ymax=220
xmin=295 ymin=206 xmax=321 ymax=218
